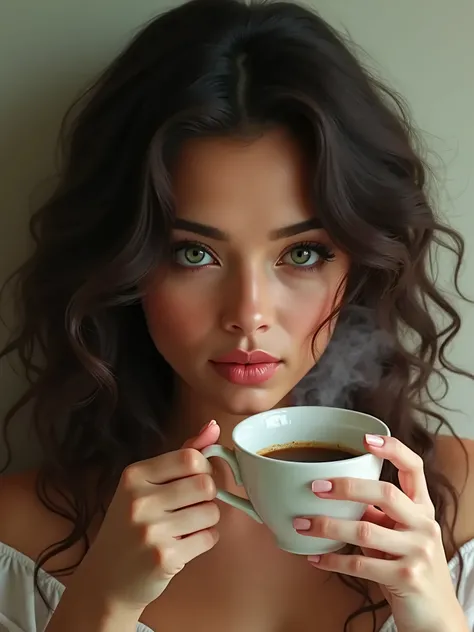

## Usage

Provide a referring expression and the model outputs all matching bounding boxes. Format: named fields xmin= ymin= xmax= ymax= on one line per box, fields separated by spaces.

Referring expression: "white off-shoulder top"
xmin=1 ymin=540 xmax=473 ymax=631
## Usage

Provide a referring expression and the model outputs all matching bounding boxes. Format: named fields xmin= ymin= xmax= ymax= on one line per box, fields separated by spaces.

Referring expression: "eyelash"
xmin=171 ymin=240 xmax=219 ymax=271
xmin=171 ymin=239 xmax=335 ymax=272
xmin=278 ymin=241 xmax=336 ymax=271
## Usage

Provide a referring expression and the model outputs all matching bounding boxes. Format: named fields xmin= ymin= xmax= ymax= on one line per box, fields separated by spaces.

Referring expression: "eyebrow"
xmin=270 ymin=218 xmax=322 ymax=239
xmin=173 ymin=217 xmax=322 ymax=241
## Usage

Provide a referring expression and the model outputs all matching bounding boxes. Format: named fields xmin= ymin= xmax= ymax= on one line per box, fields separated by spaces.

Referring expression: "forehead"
xmin=170 ymin=128 xmax=316 ymax=232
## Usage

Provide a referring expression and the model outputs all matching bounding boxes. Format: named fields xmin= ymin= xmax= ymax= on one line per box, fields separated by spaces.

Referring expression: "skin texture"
xmin=0 ymin=129 xmax=473 ymax=632
xmin=137 ymin=129 xmax=469 ymax=631
xmin=297 ymin=434 xmax=470 ymax=632
xmin=143 ymin=129 xmax=349 ymax=446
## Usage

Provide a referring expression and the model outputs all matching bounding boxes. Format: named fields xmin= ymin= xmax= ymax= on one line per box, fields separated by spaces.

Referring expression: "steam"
xmin=292 ymin=306 xmax=393 ymax=408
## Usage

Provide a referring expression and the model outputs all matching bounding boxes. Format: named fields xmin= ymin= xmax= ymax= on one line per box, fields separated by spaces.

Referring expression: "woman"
xmin=0 ymin=0 xmax=473 ymax=631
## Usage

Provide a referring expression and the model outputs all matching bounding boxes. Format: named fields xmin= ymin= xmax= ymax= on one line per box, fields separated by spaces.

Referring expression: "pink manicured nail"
xmin=311 ymin=480 xmax=333 ymax=493
xmin=365 ymin=434 xmax=385 ymax=447
xmin=308 ymin=555 xmax=321 ymax=564
xmin=199 ymin=420 xmax=217 ymax=434
xmin=293 ymin=518 xmax=311 ymax=531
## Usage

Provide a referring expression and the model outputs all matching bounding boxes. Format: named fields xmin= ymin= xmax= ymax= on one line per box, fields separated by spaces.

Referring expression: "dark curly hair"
xmin=1 ymin=1 xmax=471 ymax=629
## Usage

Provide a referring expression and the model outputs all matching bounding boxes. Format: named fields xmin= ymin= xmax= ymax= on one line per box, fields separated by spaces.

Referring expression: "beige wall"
xmin=1 ymin=0 xmax=473 ymax=470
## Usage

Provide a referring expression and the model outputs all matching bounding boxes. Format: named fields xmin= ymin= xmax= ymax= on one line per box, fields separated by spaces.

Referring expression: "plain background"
xmin=1 ymin=0 xmax=473 ymax=472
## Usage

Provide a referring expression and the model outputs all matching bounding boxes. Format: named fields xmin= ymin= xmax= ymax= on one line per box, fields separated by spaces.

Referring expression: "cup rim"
xmin=231 ymin=405 xmax=391 ymax=465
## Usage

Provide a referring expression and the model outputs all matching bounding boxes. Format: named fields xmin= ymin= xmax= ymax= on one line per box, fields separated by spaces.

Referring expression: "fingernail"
xmin=365 ymin=434 xmax=385 ymax=447
xmin=293 ymin=518 xmax=311 ymax=531
xmin=308 ymin=555 xmax=321 ymax=564
xmin=311 ymin=480 xmax=333 ymax=493
xmin=199 ymin=420 xmax=217 ymax=434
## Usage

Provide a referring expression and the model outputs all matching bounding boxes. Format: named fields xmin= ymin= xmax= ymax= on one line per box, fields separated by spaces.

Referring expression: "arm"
xmin=435 ymin=436 xmax=474 ymax=555
xmin=0 ymin=473 xmax=141 ymax=632
xmin=44 ymin=584 xmax=140 ymax=632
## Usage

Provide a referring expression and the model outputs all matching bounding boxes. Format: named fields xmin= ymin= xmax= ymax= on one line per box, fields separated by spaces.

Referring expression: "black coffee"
xmin=258 ymin=441 xmax=362 ymax=462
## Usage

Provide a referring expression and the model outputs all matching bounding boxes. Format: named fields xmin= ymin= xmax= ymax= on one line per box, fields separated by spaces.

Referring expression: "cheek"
xmin=281 ymin=266 xmax=348 ymax=356
xmin=142 ymin=273 xmax=215 ymax=352
xmin=281 ymin=278 xmax=341 ymax=335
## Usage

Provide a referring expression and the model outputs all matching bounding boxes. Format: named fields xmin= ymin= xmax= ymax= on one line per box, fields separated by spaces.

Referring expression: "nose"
xmin=221 ymin=264 xmax=274 ymax=336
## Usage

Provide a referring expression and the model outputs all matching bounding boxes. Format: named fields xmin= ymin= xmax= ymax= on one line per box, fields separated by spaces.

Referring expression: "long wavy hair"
xmin=1 ymin=0 xmax=471 ymax=629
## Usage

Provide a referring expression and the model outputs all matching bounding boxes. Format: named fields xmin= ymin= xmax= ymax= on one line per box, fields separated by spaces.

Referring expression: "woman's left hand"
xmin=293 ymin=435 xmax=469 ymax=632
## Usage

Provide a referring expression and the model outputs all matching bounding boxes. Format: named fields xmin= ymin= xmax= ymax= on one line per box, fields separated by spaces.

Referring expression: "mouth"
xmin=210 ymin=349 xmax=282 ymax=386
xmin=212 ymin=349 xmax=280 ymax=365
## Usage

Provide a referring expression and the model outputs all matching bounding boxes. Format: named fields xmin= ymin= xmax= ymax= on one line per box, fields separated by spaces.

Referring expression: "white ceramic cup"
xmin=202 ymin=406 xmax=390 ymax=555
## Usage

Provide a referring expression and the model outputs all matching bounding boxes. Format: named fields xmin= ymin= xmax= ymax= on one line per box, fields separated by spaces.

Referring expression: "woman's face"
xmin=143 ymin=128 xmax=350 ymax=417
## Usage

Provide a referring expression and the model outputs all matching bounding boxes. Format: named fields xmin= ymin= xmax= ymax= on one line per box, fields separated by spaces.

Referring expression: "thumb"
xmin=182 ymin=420 xmax=221 ymax=451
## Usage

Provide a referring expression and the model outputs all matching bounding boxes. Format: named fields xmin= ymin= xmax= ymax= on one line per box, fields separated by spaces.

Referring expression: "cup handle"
xmin=201 ymin=445 xmax=263 ymax=523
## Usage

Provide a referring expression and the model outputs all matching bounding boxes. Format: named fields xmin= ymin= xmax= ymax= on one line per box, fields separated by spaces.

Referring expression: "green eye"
xmin=289 ymin=247 xmax=315 ymax=266
xmin=174 ymin=244 xmax=215 ymax=267
xmin=278 ymin=242 xmax=335 ymax=269
xmin=282 ymin=246 xmax=320 ymax=267
xmin=184 ymin=247 xmax=206 ymax=264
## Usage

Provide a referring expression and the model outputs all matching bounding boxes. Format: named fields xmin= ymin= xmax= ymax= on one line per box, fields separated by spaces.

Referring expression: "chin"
xmin=212 ymin=385 xmax=291 ymax=417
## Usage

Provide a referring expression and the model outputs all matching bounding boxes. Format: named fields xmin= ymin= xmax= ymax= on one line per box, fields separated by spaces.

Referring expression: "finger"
xmin=160 ymin=473 xmax=217 ymax=511
xmin=183 ymin=420 xmax=221 ymax=451
xmin=364 ymin=435 xmax=433 ymax=509
xmin=294 ymin=516 xmax=414 ymax=557
xmin=361 ymin=505 xmax=395 ymax=530
xmin=166 ymin=502 xmax=220 ymax=538
xmin=308 ymin=551 xmax=392 ymax=584
xmin=358 ymin=507 xmax=391 ymax=558
xmin=176 ymin=527 xmax=220 ymax=565
xmin=312 ymin=477 xmax=422 ymax=527
xmin=124 ymin=448 xmax=212 ymax=487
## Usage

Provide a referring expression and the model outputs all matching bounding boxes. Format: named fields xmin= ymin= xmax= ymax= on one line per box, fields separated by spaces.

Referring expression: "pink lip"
xmin=210 ymin=349 xmax=281 ymax=385
xmin=211 ymin=362 xmax=280 ymax=385
xmin=212 ymin=349 xmax=280 ymax=364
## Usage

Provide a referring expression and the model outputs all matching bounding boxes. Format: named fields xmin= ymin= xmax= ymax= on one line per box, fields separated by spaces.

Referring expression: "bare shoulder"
xmin=433 ymin=434 xmax=474 ymax=551
xmin=0 ymin=469 xmax=49 ymax=556
xmin=0 ymin=469 xmax=88 ymax=573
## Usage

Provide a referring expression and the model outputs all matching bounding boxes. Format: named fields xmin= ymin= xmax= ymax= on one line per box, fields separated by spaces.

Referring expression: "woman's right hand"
xmin=72 ymin=420 xmax=221 ymax=616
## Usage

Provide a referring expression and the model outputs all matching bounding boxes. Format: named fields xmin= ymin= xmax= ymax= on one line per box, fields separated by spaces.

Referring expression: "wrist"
xmin=401 ymin=608 xmax=469 ymax=632
xmin=46 ymin=580 xmax=142 ymax=632
xmin=73 ymin=578 xmax=145 ymax=628
xmin=87 ymin=593 xmax=143 ymax=630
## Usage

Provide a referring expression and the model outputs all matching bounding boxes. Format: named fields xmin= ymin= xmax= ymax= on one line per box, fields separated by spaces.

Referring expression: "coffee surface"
xmin=258 ymin=441 xmax=362 ymax=462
